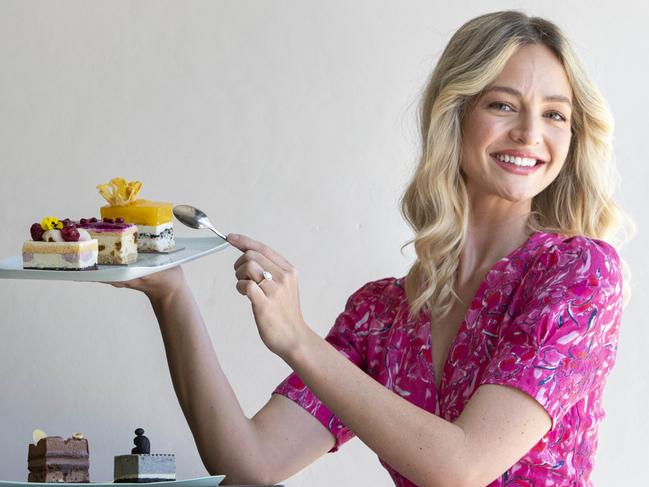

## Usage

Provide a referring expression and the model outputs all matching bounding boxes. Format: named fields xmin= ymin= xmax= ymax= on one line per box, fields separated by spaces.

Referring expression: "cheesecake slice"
xmin=75 ymin=218 xmax=138 ymax=265
xmin=22 ymin=240 xmax=98 ymax=271
xmin=23 ymin=218 xmax=99 ymax=270
xmin=114 ymin=454 xmax=175 ymax=483
xmin=114 ymin=428 xmax=175 ymax=483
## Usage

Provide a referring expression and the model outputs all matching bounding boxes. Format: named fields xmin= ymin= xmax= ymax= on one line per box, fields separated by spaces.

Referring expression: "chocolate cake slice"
xmin=28 ymin=436 xmax=89 ymax=483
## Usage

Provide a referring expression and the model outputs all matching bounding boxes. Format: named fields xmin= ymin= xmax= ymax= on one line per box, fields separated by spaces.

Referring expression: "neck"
xmin=459 ymin=192 xmax=533 ymax=284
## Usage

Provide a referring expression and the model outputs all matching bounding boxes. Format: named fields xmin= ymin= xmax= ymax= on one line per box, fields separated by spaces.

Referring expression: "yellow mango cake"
xmin=97 ymin=178 xmax=175 ymax=252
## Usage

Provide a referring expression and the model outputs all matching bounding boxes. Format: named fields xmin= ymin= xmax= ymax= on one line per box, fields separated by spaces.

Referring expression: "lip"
xmin=490 ymin=150 xmax=547 ymax=163
xmin=491 ymin=154 xmax=544 ymax=175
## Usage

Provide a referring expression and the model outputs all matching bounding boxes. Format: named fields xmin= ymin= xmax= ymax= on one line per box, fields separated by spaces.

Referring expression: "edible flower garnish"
xmin=40 ymin=216 xmax=63 ymax=231
xmin=97 ymin=177 xmax=142 ymax=206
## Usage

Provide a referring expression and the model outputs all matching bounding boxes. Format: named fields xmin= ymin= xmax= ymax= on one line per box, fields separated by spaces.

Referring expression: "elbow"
xmin=422 ymin=453 xmax=478 ymax=487
xmin=435 ymin=466 xmax=485 ymax=487
xmin=207 ymin=463 xmax=282 ymax=486
xmin=424 ymin=475 xmax=476 ymax=487
xmin=423 ymin=477 xmax=471 ymax=487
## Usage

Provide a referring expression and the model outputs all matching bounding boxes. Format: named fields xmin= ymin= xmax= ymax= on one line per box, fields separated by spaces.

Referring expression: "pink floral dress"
xmin=274 ymin=231 xmax=624 ymax=486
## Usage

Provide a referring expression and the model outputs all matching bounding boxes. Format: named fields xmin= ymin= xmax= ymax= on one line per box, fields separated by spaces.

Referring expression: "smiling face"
xmin=460 ymin=44 xmax=574 ymax=207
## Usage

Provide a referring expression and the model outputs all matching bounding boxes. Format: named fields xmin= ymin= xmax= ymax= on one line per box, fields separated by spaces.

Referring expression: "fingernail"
xmin=228 ymin=233 xmax=239 ymax=241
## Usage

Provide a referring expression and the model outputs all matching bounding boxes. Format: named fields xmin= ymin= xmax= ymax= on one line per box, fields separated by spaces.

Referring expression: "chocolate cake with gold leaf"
xmin=28 ymin=431 xmax=89 ymax=483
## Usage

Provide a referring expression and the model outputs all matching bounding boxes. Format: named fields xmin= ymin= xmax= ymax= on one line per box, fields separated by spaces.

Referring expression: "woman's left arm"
xmin=228 ymin=234 xmax=551 ymax=487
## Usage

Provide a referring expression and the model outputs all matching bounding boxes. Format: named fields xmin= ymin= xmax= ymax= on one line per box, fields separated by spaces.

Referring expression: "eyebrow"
xmin=484 ymin=85 xmax=573 ymax=108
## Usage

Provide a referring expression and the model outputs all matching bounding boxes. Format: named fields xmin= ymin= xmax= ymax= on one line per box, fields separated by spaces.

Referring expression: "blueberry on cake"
xmin=22 ymin=217 xmax=98 ymax=271
xmin=27 ymin=430 xmax=90 ymax=483
xmin=98 ymin=178 xmax=175 ymax=252
xmin=114 ymin=428 xmax=175 ymax=483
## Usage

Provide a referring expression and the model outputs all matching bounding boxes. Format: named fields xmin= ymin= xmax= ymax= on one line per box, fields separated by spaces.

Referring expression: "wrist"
xmin=146 ymin=267 xmax=187 ymax=307
xmin=284 ymin=326 xmax=322 ymax=370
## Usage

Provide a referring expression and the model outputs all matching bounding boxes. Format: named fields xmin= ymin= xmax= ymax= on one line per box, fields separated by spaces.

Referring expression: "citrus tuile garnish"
xmin=32 ymin=428 xmax=47 ymax=444
xmin=97 ymin=177 xmax=142 ymax=206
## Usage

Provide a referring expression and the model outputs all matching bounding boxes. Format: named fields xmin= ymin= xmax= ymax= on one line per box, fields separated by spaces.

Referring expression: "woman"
xmin=112 ymin=10 xmax=631 ymax=487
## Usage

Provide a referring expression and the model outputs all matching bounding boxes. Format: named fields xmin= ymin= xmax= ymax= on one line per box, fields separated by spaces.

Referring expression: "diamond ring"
xmin=262 ymin=270 xmax=273 ymax=281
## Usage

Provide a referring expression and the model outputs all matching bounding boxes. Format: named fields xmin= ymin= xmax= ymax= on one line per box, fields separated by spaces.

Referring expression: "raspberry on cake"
xmin=23 ymin=217 xmax=98 ymax=271
xmin=97 ymin=178 xmax=175 ymax=252
xmin=28 ymin=431 xmax=90 ymax=483
xmin=74 ymin=217 xmax=138 ymax=265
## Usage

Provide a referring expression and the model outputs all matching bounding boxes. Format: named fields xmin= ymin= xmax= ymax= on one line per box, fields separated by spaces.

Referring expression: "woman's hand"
xmin=228 ymin=233 xmax=311 ymax=360
xmin=105 ymin=265 xmax=186 ymax=304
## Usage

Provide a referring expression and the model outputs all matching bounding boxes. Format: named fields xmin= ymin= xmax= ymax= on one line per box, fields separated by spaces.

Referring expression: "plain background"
xmin=0 ymin=1 xmax=646 ymax=485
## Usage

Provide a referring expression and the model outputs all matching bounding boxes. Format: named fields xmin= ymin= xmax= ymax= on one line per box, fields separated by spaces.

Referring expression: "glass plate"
xmin=0 ymin=475 xmax=225 ymax=487
xmin=0 ymin=237 xmax=229 ymax=282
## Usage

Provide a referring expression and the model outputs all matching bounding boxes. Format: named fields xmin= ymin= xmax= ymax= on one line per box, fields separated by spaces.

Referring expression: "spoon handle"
xmin=207 ymin=226 xmax=228 ymax=241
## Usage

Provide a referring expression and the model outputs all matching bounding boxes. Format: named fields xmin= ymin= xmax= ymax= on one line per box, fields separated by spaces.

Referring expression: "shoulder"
xmin=506 ymin=234 xmax=624 ymax=345
xmin=330 ymin=277 xmax=405 ymax=336
xmin=539 ymin=233 xmax=620 ymax=266
xmin=530 ymin=232 xmax=622 ymax=284
xmin=345 ymin=276 xmax=405 ymax=311
xmin=341 ymin=277 xmax=407 ymax=323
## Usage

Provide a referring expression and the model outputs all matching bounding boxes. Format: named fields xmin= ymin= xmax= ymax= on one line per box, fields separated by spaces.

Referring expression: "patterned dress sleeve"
xmin=480 ymin=236 xmax=624 ymax=428
xmin=272 ymin=278 xmax=393 ymax=452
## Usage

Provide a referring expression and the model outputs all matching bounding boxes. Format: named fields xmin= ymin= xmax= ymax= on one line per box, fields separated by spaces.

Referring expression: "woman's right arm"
xmin=113 ymin=266 xmax=335 ymax=485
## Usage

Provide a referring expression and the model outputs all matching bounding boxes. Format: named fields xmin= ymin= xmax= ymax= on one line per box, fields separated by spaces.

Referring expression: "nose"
xmin=509 ymin=110 xmax=542 ymax=146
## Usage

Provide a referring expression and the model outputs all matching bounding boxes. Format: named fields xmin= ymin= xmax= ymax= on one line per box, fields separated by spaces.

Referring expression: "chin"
xmin=498 ymin=188 xmax=537 ymax=203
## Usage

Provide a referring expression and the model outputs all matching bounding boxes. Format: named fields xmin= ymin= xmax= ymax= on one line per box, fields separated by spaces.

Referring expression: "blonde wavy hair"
xmin=400 ymin=10 xmax=634 ymax=322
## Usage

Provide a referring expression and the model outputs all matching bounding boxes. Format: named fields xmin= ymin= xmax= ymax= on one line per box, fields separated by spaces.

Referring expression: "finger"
xmin=234 ymin=250 xmax=282 ymax=279
xmin=228 ymin=234 xmax=293 ymax=271
xmin=235 ymin=265 xmax=278 ymax=298
xmin=236 ymin=278 xmax=269 ymax=303
xmin=235 ymin=259 xmax=266 ymax=282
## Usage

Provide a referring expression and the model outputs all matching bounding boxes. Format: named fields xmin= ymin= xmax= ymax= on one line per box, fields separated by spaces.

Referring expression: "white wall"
xmin=0 ymin=1 xmax=646 ymax=485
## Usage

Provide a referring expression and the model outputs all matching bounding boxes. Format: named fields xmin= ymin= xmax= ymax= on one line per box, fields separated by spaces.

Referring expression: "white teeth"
xmin=494 ymin=153 xmax=538 ymax=167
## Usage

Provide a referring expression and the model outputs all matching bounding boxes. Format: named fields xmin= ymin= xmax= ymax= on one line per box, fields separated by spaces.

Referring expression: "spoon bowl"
xmin=173 ymin=205 xmax=228 ymax=241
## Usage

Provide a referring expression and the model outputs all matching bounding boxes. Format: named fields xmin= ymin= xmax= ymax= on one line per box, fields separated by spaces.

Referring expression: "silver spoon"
xmin=173 ymin=205 xmax=233 ymax=245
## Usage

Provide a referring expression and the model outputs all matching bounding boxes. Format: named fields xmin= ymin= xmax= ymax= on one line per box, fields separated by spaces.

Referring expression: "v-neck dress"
xmin=273 ymin=231 xmax=624 ymax=487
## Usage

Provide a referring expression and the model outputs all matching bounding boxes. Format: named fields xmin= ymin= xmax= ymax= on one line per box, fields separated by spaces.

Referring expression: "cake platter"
xmin=0 ymin=237 xmax=229 ymax=283
xmin=0 ymin=475 xmax=225 ymax=487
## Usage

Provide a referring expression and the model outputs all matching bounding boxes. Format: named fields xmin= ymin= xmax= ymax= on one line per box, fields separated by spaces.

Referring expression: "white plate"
xmin=0 ymin=475 xmax=225 ymax=487
xmin=0 ymin=237 xmax=229 ymax=282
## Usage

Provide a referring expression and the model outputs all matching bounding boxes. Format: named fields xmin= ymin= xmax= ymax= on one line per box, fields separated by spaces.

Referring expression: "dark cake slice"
xmin=28 ymin=436 xmax=90 ymax=483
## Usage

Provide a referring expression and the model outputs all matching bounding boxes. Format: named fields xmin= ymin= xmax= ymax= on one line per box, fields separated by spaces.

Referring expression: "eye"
xmin=546 ymin=111 xmax=567 ymax=122
xmin=489 ymin=102 xmax=514 ymax=112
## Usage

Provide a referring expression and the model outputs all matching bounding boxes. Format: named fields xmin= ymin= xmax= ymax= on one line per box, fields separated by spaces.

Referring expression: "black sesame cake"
xmin=114 ymin=428 xmax=175 ymax=483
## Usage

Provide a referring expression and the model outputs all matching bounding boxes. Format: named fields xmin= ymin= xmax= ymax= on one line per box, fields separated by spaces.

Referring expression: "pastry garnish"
xmin=42 ymin=230 xmax=64 ymax=242
xmin=97 ymin=177 xmax=142 ymax=206
xmin=40 ymin=217 xmax=63 ymax=231
xmin=32 ymin=428 xmax=47 ymax=444
xmin=32 ymin=217 xmax=81 ymax=242
xmin=73 ymin=432 xmax=84 ymax=440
